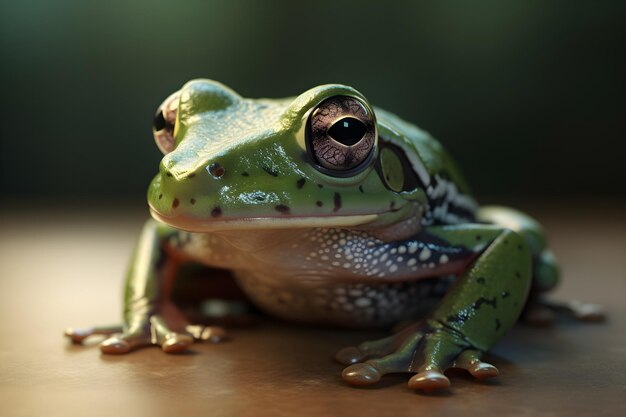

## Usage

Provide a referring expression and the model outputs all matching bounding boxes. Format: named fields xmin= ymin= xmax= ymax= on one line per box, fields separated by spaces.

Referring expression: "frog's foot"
xmin=337 ymin=322 xmax=498 ymax=392
xmin=524 ymin=299 xmax=606 ymax=325
xmin=65 ymin=325 xmax=123 ymax=344
xmin=97 ymin=302 xmax=203 ymax=354
xmin=100 ymin=314 xmax=195 ymax=354
xmin=67 ymin=322 xmax=225 ymax=353
xmin=335 ymin=322 xmax=422 ymax=365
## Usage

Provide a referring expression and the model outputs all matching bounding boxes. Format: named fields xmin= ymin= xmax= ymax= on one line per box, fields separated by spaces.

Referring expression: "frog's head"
xmin=148 ymin=79 xmax=432 ymax=232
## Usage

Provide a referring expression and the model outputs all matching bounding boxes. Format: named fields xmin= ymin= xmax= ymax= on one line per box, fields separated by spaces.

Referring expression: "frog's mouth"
xmin=149 ymin=207 xmax=380 ymax=232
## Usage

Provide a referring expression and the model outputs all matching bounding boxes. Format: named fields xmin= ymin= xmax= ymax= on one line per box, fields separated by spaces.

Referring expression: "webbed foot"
xmin=65 ymin=304 xmax=226 ymax=354
xmin=99 ymin=313 xmax=195 ymax=354
xmin=336 ymin=320 xmax=498 ymax=391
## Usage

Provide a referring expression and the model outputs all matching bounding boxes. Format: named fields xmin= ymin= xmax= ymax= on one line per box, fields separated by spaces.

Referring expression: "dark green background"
xmin=1 ymin=1 xmax=625 ymax=203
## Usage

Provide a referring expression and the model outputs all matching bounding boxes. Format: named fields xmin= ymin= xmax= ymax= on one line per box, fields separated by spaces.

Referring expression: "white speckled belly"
xmin=174 ymin=227 xmax=469 ymax=328
xmin=233 ymin=270 xmax=454 ymax=328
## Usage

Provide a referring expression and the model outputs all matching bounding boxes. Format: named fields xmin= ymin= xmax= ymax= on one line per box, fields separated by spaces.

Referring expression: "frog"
xmin=66 ymin=79 xmax=604 ymax=391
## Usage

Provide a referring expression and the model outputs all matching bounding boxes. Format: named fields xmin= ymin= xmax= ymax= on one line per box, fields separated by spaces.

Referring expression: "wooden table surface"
xmin=1 ymin=203 xmax=625 ymax=417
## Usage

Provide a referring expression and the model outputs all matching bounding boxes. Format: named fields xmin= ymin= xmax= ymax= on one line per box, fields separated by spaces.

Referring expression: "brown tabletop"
xmin=1 ymin=203 xmax=625 ymax=417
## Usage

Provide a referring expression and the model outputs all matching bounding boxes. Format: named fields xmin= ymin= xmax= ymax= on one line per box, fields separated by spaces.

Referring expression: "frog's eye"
xmin=306 ymin=95 xmax=376 ymax=174
xmin=153 ymin=91 xmax=180 ymax=154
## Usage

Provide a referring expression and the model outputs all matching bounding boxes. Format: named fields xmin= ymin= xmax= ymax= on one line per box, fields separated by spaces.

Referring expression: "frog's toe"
xmin=336 ymin=323 xmax=423 ymax=365
xmin=452 ymin=349 xmax=499 ymax=380
xmin=185 ymin=324 xmax=227 ymax=343
xmin=98 ymin=314 xmax=196 ymax=354
xmin=161 ymin=333 xmax=194 ymax=353
xmin=342 ymin=331 xmax=423 ymax=386
xmin=525 ymin=299 xmax=606 ymax=324
xmin=341 ymin=363 xmax=382 ymax=385
xmin=65 ymin=327 xmax=97 ymax=344
xmin=100 ymin=335 xmax=131 ymax=354
xmin=65 ymin=325 xmax=123 ymax=344
xmin=335 ymin=346 xmax=367 ymax=365
xmin=100 ymin=332 xmax=150 ymax=354
xmin=467 ymin=362 xmax=499 ymax=379
xmin=341 ymin=323 xmax=499 ymax=392
xmin=408 ymin=370 xmax=450 ymax=391
xmin=149 ymin=315 xmax=194 ymax=353
xmin=567 ymin=300 xmax=606 ymax=322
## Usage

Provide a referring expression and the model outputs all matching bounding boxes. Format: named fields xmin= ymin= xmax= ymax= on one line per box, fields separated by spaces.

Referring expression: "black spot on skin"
xmin=166 ymin=172 xmax=173 ymax=177
xmin=275 ymin=204 xmax=290 ymax=214
xmin=333 ymin=193 xmax=342 ymax=212
xmin=317 ymin=183 xmax=324 ymax=188
xmin=211 ymin=206 xmax=222 ymax=217
xmin=158 ymin=194 xmax=163 ymax=200
xmin=190 ymin=198 xmax=196 ymax=205
xmin=359 ymin=185 xmax=364 ymax=193
xmin=316 ymin=201 xmax=323 ymax=207
xmin=188 ymin=173 xmax=196 ymax=179
xmin=296 ymin=178 xmax=306 ymax=189
xmin=504 ymin=239 xmax=509 ymax=245
xmin=501 ymin=291 xmax=510 ymax=298
xmin=472 ymin=297 xmax=497 ymax=310
xmin=172 ymin=198 xmax=179 ymax=209
xmin=263 ymin=166 xmax=278 ymax=177
xmin=514 ymin=302 xmax=519 ymax=307
xmin=241 ymin=172 xmax=249 ymax=177
xmin=476 ymin=235 xmax=482 ymax=240
xmin=517 ymin=244 xmax=523 ymax=251
xmin=495 ymin=319 xmax=501 ymax=331
xmin=476 ymin=277 xmax=486 ymax=285
xmin=515 ymin=272 xmax=521 ymax=279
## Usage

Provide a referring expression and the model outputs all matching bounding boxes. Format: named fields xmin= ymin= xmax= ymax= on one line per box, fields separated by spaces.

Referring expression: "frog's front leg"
xmin=66 ymin=219 xmax=222 ymax=353
xmin=337 ymin=225 xmax=532 ymax=391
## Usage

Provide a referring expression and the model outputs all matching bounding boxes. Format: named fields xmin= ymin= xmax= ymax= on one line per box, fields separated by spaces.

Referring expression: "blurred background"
xmin=1 ymin=0 xmax=625 ymax=204
xmin=2 ymin=3 xmax=626 ymax=414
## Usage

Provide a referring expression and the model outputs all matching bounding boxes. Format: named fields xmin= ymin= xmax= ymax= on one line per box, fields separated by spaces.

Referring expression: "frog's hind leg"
xmin=340 ymin=224 xmax=530 ymax=391
xmin=477 ymin=206 xmax=605 ymax=324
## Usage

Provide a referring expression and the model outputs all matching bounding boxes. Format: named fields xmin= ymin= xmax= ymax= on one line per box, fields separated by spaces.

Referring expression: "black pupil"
xmin=327 ymin=117 xmax=367 ymax=146
xmin=153 ymin=111 xmax=167 ymax=131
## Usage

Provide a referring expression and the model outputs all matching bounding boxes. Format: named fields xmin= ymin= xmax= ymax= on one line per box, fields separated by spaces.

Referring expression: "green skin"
xmin=68 ymin=79 xmax=563 ymax=391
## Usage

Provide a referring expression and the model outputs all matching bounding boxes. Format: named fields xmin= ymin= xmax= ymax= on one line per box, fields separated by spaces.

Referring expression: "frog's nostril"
xmin=207 ymin=163 xmax=226 ymax=179
xmin=159 ymin=163 xmax=173 ymax=178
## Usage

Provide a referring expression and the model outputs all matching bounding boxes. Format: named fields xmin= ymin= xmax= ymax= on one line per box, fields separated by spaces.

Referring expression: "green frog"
xmin=66 ymin=79 xmax=603 ymax=391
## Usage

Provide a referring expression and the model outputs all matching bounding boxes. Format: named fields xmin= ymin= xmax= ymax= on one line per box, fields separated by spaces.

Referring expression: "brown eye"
xmin=153 ymin=91 xmax=180 ymax=154
xmin=306 ymin=95 xmax=376 ymax=173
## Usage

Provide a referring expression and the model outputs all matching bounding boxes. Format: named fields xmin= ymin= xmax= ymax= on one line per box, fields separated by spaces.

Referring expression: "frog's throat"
xmin=149 ymin=208 xmax=379 ymax=232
